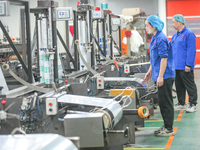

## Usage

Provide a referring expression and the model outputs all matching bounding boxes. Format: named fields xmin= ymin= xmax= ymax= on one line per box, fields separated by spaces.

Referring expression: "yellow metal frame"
xmin=110 ymin=89 xmax=135 ymax=98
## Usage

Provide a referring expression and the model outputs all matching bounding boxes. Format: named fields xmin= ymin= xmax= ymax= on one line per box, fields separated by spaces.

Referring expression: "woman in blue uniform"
xmin=143 ymin=15 xmax=175 ymax=136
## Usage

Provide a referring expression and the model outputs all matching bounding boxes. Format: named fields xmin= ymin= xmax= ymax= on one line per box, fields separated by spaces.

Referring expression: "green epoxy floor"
xmin=124 ymin=69 xmax=200 ymax=150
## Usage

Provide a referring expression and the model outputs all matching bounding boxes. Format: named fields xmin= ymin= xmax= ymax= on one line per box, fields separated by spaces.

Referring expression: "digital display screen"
xmin=55 ymin=7 xmax=73 ymax=21
xmin=0 ymin=2 xmax=6 ymax=15
xmin=57 ymin=10 xmax=70 ymax=19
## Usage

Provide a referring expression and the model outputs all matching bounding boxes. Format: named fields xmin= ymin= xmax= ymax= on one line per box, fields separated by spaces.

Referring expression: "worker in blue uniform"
xmin=143 ymin=15 xmax=175 ymax=136
xmin=172 ymin=14 xmax=198 ymax=113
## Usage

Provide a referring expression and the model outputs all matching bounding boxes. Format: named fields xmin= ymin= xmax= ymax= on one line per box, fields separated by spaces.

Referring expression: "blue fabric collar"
xmin=177 ymin=26 xmax=186 ymax=35
xmin=152 ymin=31 xmax=162 ymax=40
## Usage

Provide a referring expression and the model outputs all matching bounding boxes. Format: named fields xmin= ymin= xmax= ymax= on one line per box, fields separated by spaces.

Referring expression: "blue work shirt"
xmin=150 ymin=31 xmax=175 ymax=82
xmin=171 ymin=26 xmax=196 ymax=70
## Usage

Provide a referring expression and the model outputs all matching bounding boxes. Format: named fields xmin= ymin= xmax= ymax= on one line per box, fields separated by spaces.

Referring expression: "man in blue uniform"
xmin=143 ymin=15 xmax=175 ymax=136
xmin=171 ymin=14 xmax=198 ymax=113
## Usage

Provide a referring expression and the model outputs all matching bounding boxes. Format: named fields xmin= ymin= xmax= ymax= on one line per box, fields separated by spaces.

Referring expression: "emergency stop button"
xmin=1 ymin=100 xmax=6 ymax=105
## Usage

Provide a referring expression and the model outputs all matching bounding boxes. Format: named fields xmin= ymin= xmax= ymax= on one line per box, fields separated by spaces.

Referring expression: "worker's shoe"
xmin=154 ymin=125 xmax=165 ymax=134
xmin=154 ymin=128 xmax=175 ymax=137
xmin=186 ymin=104 xmax=197 ymax=113
xmin=174 ymin=104 xmax=186 ymax=110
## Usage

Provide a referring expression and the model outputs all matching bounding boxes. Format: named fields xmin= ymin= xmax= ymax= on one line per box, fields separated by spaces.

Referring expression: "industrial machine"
xmin=0 ymin=79 xmax=149 ymax=150
xmin=0 ymin=133 xmax=79 ymax=150
xmin=0 ymin=1 xmax=159 ymax=150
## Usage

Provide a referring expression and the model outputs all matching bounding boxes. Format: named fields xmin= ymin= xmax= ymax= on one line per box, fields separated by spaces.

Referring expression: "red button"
xmin=99 ymin=80 xmax=101 ymax=82
xmin=1 ymin=100 xmax=6 ymax=105
xmin=65 ymin=80 xmax=68 ymax=83
xmin=95 ymin=7 xmax=100 ymax=11
xmin=100 ymin=66 xmax=103 ymax=69
xmin=126 ymin=70 xmax=128 ymax=72
xmin=49 ymin=103 xmax=52 ymax=106
xmin=77 ymin=1 xmax=80 ymax=6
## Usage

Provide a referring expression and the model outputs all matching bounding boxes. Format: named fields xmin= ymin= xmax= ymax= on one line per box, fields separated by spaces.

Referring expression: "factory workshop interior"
xmin=0 ymin=0 xmax=200 ymax=150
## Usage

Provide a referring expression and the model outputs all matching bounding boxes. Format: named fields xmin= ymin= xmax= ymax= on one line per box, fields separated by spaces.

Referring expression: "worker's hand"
xmin=185 ymin=66 xmax=191 ymax=72
xmin=157 ymin=76 xmax=164 ymax=87
xmin=143 ymin=71 xmax=152 ymax=84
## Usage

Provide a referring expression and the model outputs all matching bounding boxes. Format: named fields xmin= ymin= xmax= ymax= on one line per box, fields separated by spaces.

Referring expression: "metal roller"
xmin=1 ymin=63 xmax=9 ymax=71
xmin=0 ymin=134 xmax=78 ymax=150
xmin=57 ymin=94 xmax=123 ymax=129
xmin=94 ymin=101 xmax=123 ymax=129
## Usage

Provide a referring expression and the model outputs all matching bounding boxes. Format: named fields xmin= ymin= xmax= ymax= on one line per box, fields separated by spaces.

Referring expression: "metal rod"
xmin=110 ymin=36 xmax=121 ymax=53
xmin=35 ymin=14 xmax=40 ymax=73
xmin=65 ymin=20 xmax=70 ymax=49
xmin=20 ymin=9 xmax=26 ymax=64
xmin=118 ymin=26 xmax=122 ymax=56
xmin=52 ymin=8 xmax=58 ymax=81
xmin=57 ymin=29 xmax=75 ymax=66
xmin=95 ymin=20 xmax=100 ymax=62
xmin=88 ymin=10 xmax=95 ymax=67
xmin=128 ymin=62 xmax=150 ymax=67
xmin=109 ymin=14 xmax=113 ymax=59
xmin=24 ymin=2 xmax=33 ymax=83
xmin=92 ymin=35 xmax=105 ymax=55
xmin=73 ymin=11 xmax=79 ymax=71
xmin=9 ymin=0 xmax=27 ymax=6
xmin=102 ymin=18 xmax=106 ymax=56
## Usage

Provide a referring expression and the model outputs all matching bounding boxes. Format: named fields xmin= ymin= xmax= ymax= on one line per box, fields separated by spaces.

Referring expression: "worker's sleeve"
xmin=186 ymin=33 xmax=196 ymax=67
xmin=158 ymin=39 xmax=168 ymax=58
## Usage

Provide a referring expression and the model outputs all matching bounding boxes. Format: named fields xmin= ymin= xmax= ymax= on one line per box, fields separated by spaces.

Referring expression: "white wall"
xmin=0 ymin=5 xmax=20 ymax=38
xmin=66 ymin=0 xmax=159 ymax=15
xmin=29 ymin=0 xmax=37 ymax=40
xmin=96 ymin=0 xmax=158 ymax=15
xmin=158 ymin=0 xmax=166 ymax=35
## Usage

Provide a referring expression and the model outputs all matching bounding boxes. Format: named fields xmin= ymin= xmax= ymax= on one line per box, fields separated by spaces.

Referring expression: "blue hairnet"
xmin=173 ymin=14 xmax=185 ymax=24
xmin=147 ymin=15 xmax=164 ymax=31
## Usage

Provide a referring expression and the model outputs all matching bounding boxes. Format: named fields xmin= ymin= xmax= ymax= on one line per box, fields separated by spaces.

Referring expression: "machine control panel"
xmin=93 ymin=11 xmax=104 ymax=19
xmin=124 ymin=64 xmax=130 ymax=74
xmin=96 ymin=76 xmax=104 ymax=89
xmin=0 ymin=1 xmax=10 ymax=16
xmin=112 ymin=18 xmax=121 ymax=26
xmin=46 ymin=98 xmax=58 ymax=115
xmin=55 ymin=7 xmax=73 ymax=21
